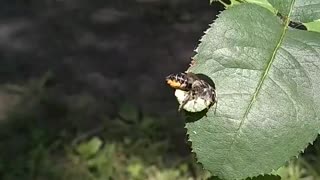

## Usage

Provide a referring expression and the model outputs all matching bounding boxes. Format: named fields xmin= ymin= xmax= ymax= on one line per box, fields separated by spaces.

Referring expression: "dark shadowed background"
xmin=0 ymin=0 xmax=224 ymax=179
xmin=2 ymin=1 xmax=320 ymax=180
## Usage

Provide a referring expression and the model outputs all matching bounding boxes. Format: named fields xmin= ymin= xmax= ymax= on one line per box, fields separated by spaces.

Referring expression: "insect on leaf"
xmin=186 ymin=2 xmax=320 ymax=180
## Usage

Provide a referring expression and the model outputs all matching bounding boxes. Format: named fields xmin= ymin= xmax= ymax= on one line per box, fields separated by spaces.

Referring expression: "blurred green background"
xmin=0 ymin=0 xmax=320 ymax=179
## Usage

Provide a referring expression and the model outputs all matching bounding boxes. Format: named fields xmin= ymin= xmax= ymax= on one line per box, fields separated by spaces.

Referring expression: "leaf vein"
xmin=268 ymin=77 xmax=297 ymax=119
xmin=219 ymin=0 xmax=297 ymax=170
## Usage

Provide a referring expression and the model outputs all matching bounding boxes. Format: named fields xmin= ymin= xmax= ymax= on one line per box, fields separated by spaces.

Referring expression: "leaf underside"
xmin=186 ymin=2 xmax=320 ymax=180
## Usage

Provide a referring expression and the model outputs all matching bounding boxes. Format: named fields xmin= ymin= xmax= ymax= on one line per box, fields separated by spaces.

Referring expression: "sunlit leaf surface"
xmin=186 ymin=2 xmax=320 ymax=179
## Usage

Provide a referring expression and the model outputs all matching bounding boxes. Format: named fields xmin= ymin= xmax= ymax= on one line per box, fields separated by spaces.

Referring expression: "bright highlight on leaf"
xmin=186 ymin=2 xmax=320 ymax=180
xmin=305 ymin=20 xmax=320 ymax=33
xmin=231 ymin=0 xmax=275 ymax=13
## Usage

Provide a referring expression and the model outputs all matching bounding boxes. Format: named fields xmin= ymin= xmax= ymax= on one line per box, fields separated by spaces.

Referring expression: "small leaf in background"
xmin=305 ymin=20 xmax=320 ymax=33
xmin=87 ymin=143 xmax=116 ymax=178
xmin=127 ymin=162 xmax=144 ymax=179
xmin=76 ymin=137 xmax=103 ymax=159
xmin=186 ymin=1 xmax=320 ymax=180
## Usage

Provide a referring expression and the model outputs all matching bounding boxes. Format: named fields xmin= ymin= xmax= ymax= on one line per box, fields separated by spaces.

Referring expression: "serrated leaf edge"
xmin=186 ymin=123 xmax=319 ymax=180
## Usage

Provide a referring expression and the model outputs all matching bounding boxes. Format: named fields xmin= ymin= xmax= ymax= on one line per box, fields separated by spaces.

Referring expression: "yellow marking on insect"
xmin=166 ymin=79 xmax=182 ymax=89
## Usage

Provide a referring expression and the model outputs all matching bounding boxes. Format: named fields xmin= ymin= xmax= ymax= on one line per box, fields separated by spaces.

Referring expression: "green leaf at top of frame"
xmin=228 ymin=0 xmax=320 ymax=33
xmin=267 ymin=0 xmax=320 ymax=23
xmin=186 ymin=2 xmax=320 ymax=180
xmin=229 ymin=0 xmax=320 ymax=23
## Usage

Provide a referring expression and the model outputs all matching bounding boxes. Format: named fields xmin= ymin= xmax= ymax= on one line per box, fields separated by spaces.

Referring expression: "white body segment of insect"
xmin=175 ymin=89 xmax=212 ymax=112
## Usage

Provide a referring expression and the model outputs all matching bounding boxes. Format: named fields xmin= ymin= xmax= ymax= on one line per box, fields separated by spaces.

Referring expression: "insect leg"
xmin=213 ymin=92 xmax=218 ymax=114
xmin=178 ymin=91 xmax=193 ymax=111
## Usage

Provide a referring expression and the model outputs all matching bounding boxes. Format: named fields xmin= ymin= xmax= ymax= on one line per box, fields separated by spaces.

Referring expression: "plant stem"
xmin=217 ymin=0 xmax=229 ymax=7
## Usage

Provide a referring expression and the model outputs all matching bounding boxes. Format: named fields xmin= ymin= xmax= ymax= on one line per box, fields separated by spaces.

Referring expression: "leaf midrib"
xmin=220 ymin=0 xmax=296 ymax=171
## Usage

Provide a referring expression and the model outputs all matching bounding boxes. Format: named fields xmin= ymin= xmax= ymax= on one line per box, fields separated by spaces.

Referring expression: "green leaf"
xmin=208 ymin=174 xmax=280 ymax=180
xmin=305 ymin=20 xmax=320 ymax=33
xmin=186 ymin=3 xmax=320 ymax=180
xmin=247 ymin=175 xmax=281 ymax=180
xmin=267 ymin=0 xmax=320 ymax=22
xmin=76 ymin=137 xmax=103 ymax=159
